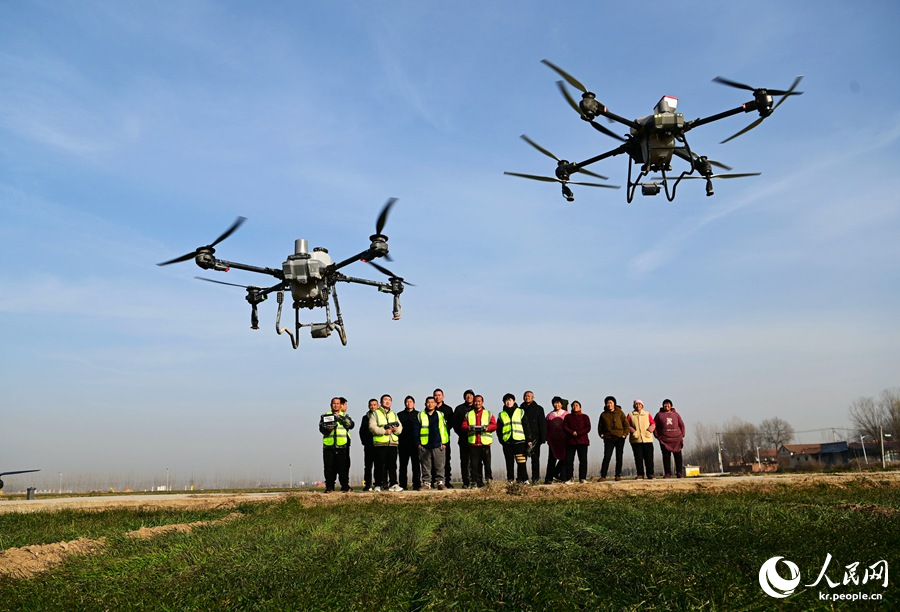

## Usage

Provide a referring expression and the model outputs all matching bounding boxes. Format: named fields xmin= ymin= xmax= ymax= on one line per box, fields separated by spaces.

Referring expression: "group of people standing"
xmin=318 ymin=391 xmax=686 ymax=493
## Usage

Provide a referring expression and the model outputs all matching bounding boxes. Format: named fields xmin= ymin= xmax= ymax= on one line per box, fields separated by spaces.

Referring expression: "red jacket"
xmin=563 ymin=412 xmax=591 ymax=446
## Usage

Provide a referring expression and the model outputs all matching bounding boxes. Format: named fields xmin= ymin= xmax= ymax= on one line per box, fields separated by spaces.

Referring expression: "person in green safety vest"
xmin=370 ymin=394 xmax=403 ymax=492
xmin=417 ymin=396 xmax=450 ymax=490
xmin=461 ymin=394 xmax=497 ymax=488
xmin=319 ymin=397 xmax=355 ymax=493
xmin=498 ymin=393 xmax=533 ymax=483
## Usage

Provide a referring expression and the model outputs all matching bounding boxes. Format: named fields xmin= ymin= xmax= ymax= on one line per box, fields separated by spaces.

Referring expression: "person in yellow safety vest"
xmin=369 ymin=394 xmax=403 ymax=492
xmin=461 ymin=394 xmax=497 ymax=488
xmin=417 ymin=396 xmax=449 ymax=490
xmin=319 ymin=396 xmax=355 ymax=493
xmin=498 ymin=393 xmax=533 ymax=483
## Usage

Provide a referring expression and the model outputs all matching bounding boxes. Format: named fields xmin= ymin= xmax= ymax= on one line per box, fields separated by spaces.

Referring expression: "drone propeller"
xmin=678 ymin=172 xmax=761 ymax=180
xmin=0 ymin=469 xmax=40 ymax=490
xmin=673 ymin=149 xmax=733 ymax=172
xmin=157 ymin=216 xmax=247 ymax=266
xmin=518 ymin=135 xmax=609 ymax=180
xmin=195 ymin=277 xmax=268 ymax=329
xmin=504 ymin=172 xmax=619 ymax=189
xmin=375 ymin=197 xmax=396 ymax=236
xmin=555 ymin=80 xmax=626 ymax=142
xmin=367 ymin=261 xmax=415 ymax=286
xmin=715 ymin=75 xmax=803 ymax=144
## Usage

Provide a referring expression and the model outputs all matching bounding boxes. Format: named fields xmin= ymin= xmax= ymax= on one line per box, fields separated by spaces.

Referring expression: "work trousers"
xmin=374 ymin=445 xmax=399 ymax=488
xmin=323 ymin=446 xmax=351 ymax=492
xmin=502 ymin=443 xmax=529 ymax=482
xmin=468 ymin=445 xmax=493 ymax=486
xmin=442 ymin=441 xmax=453 ymax=485
xmin=362 ymin=443 xmax=374 ymax=489
xmin=458 ymin=441 xmax=471 ymax=487
xmin=544 ymin=448 xmax=565 ymax=484
xmin=631 ymin=442 xmax=655 ymax=477
xmin=398 ymin=445 xmax=421 ymax=490
xmin=601 ymin=437 xmax=626 ymax=478
xmin=529 ymin=443 xmax=543 ymax=482
xmin=565 ymin=444 xmax=588 ymax=482
xmin=419 ymin=446 xmax=446 ymax=485
xmin=660 ymin=448 xmax=684 ymax=477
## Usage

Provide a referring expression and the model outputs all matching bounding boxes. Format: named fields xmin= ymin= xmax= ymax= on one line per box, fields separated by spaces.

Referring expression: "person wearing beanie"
xmin=627 ymin=399 xmax=656 ymax=479
xmin=598 ymin=395 xmax=629 ymax=481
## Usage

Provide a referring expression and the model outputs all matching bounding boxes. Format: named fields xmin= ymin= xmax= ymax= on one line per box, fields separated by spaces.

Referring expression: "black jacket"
xmin=521 ymin=401 xmax=547 ymax=445
xmin=397 ymin=408 xmax=421 ymax=449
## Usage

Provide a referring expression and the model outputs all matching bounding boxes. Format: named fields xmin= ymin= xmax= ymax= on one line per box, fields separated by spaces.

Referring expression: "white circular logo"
xmin=759 ymin=556 xmax=801 ymax=598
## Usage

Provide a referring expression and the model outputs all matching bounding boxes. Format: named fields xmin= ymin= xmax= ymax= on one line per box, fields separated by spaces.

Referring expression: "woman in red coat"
xmin=562 ymin=400 xmax=591 ymax=483
xmin=544 ymin=396 xmax=568 ymax=483
xmin=654 ymin=399 xmax=686 ymax=478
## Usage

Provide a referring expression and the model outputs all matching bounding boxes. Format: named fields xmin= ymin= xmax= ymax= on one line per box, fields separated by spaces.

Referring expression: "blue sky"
xmin=2 ymin=1 xmax=898 ymax=487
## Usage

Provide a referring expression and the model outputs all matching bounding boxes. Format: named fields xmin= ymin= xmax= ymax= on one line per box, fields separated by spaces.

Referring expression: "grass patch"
xmin=1 ymin=484 xmax=897 ymax=610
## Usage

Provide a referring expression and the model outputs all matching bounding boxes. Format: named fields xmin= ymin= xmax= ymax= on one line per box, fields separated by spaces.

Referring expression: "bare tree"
xmin=685 ymin=422 xmax=720 ymax=472
xmin=758 ymin=417 xmax=795 ymax=449
xmin=850 ymin=396 xmax=885 ymax=440
xmin=720 ymin=418 xmax=758 ymax=465
xmin=878 ymin=388 xmax=900 ymax=441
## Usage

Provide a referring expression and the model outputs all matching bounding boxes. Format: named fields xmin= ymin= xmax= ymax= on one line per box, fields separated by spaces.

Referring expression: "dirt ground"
xmin=1 ymin=472 xmax=897 ymax=580
xmin=2 ymin=471 xmax=898 ymax=514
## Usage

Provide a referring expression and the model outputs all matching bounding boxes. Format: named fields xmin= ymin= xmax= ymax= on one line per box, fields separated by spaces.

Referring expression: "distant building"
xmin=777 ymin=442 xmax=851 ymax=469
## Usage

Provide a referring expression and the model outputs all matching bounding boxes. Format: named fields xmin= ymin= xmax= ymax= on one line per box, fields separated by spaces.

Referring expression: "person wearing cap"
xmin=654 ymin=399 xmax=686 ymax=478
xmin=397 ymin=395 xmax=421 ymax=490
xmin=319 ymin=397 xmax=355 ymax=493
xmin=627 ymin=399 xmax=656 ymax=479
xmin=418 ymin=396 xmax=450 ymax=490
xmin=598 ymin=396 xmax=629 ymax=481
xmin=453 ymin=389 xmax=476 ymax=488
xmin=498 ymin=393 xmax=533 ymax=483
xmin=562 ymin=400 xmax=591 ymax=483
xmin=521 ymin=391 xmax=547 ymax=484
xmin=370 ymin=394 xmax=403 ymax=492
xmin=544 ymin=396 xmax=568 ymax=483
xmin=461 ymin=394 xmax=497 ymax=487
xmin=359 ymin=398 xmax=378 ymax=491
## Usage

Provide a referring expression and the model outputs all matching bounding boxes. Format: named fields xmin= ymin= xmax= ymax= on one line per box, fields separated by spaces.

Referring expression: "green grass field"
xmin=1 ymin=479 xmax=897 ymax=610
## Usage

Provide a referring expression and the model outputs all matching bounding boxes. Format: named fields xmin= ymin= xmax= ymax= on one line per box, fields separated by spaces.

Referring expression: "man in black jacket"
xmin=397 ymin=395 xmax=421 ymax=490
xmin=521 ymin=391 xmax=547 ymax=484
xmin=433 ymin=388 xmax=455 ymax=488
xmin=452 ymin=389 xmax=476 ymax=488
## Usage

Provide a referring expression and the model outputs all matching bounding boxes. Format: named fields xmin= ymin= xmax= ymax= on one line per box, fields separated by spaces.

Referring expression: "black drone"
xmin=506 ymin=60 xmax=803 ymax=202
xmin=0 ymin=470 xmax=40 ymax=491
xmin=158 ymin=199 xmax=410 ymax=348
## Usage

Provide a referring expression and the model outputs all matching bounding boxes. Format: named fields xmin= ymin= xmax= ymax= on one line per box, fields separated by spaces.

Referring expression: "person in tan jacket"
xmin=627 ymin=399 xmax=656 ymax=479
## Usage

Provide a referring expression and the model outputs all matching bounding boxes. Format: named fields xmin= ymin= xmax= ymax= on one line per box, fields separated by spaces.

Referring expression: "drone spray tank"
xmin=282 ymin=239 xmax=333 ymax=305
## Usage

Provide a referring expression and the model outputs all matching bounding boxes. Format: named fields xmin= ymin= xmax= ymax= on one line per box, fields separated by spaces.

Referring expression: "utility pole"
xmin=717 ymin=432 xmax=724 ymax=474
xmin=880 ymin=427 xmax=886 ymax=469
xmin=756 ymin=446 xmax=762 ymax=472
xmin=860 ymin=436 xmax=869 ymax=465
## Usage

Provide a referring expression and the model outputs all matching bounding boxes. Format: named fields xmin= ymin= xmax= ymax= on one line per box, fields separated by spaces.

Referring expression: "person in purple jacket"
xmin=562 ymin=400 xmax=591 ymax=483
xmin=654 ymin=399 xmax=686 ymax=478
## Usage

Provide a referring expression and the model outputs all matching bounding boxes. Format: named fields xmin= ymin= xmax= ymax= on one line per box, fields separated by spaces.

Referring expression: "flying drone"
xmin=0 ymin=470 xmax=40 ymax=491
xmin=158 ymin=199 xmax=410 ymax=348
xmin=506 ymin=60 xmax=802 ymax=203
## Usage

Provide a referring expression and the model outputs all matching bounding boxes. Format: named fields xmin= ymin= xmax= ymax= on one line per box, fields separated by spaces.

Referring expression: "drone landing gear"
xmin=274 ymin=286 xmax=348 ymax=349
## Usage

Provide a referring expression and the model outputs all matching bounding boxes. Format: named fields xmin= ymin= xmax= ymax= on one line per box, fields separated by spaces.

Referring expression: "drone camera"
xmin=641 ymin=183 xmax=661 ymax=197
xmin=310 ymin=324 xmax=332 ymax=339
